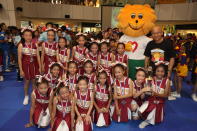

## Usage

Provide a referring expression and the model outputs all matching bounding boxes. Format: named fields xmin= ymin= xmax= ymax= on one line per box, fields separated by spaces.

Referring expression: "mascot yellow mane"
xmin=117 ymin=4 xmax=157 ymax=37
xmin=117 ymin=4 xmax=157 ymax=79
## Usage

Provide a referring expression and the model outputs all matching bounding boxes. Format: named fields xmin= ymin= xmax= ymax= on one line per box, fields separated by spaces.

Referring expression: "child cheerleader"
xmin=115 ymin=42 xmax=128 ymax=76
xmin=86 ymin=42 xmax=99 ymax=71
xmin=51 ymin=83 xmax=74 ymax=131
xmin=41 ymin=29 xmax=58 ymax=74
xmin=138 ymin=63 xmax=170 ymax=128
xmin=98 ymin=42 xmax=115 ymax=75
xmin=18 ymin=29 xmax=40 ymax=105
xmin=57 ymin=37 xmax=70 ymax=73
xmin=25 ymin=76 xmax=53 ymax=128
xmin=112 ymin=64 xmax=133 ymax=122
xmin=75 ymin=76 xmax=94 ymax=131
xmin=72 ymin=34 xmax=88 ymax=75
xmin=44 ymin=62 xmax=61 ymax=90
xmin=94 ymin=71 xmax=112 ymax=127
xmin=173 ymin=45 xmax=189 ymax=98
xmin=109 ymin=39 xmax=117 ymax=54
xmin=115 ymin=43 xmax=128 ymax=66
xmin=131 ymin=68 xmax=151 ymax=120
xmin=83 ymin=60 xmax=96 ymax=90
xmin=63 ymin=61 xmax=78 ymax=94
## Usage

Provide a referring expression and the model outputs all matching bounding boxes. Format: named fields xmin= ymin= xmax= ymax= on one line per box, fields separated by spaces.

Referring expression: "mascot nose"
xmin=135 ymin=20 xmax=138 ymax=23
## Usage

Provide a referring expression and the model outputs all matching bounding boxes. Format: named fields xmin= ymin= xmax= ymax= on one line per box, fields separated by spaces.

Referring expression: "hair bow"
xmin=21 ymin=26 xmax=34 ymax=33
xmin=45 ymin=28 xmax=57 ymax=32
xmin=36 ymin=75 xmax=45 ymax=83
xmin=155 ymin=61 xmax=169 ymax=66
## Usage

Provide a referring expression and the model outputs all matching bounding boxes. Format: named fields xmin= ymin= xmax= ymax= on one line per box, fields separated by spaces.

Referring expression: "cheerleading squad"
xmin=18 ymin=28 xmax=170 ymax=130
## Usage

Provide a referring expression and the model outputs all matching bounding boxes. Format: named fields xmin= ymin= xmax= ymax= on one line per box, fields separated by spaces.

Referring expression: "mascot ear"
xmin=144 ymin=4 xmax=151 ymax=8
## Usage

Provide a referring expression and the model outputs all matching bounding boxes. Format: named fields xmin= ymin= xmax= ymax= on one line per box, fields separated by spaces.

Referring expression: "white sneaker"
xmin=5 ymin=69 xmax=11 ymax=72
xmin=139 ymin=121 xmax=150 ymax=129
xmin=171 ymin=92 xmax=181 ymax=98
xmin=23 ymin=96 xmax=29 ymax=105
xmin=171 ymin=91 xmax=177 ymax=95
xmin=191 ymin=94 xmax=197 ymax=102
xmin=168 ymin=95 xmax=176 ymax=101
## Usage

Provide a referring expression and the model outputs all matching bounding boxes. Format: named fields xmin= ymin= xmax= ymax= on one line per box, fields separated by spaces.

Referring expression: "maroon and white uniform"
xmin=75 ymin=90 xmax=93 ymax=131
xmin=43 ymin=42 xmax=58 ymax=73
xmin=52 ymin=99 xmax=72 ymax=131
xmin=22 ymin=42 xmax=39 ymax=80
xmin=58 ymin=48 xmax=69 ymax=75
xmin=131 ymin=80 xmax=145 ymax=117
xmin=58 ymin=48 xmax=69 ymax=67
xmin=73 ymin=46 xmax=88 ymax=75
xmin=32 ymin=88 xmax=52 ymax=127
xmin=139 ymin=77 xmax=168 ymax=125
xmin=132 ymin=80 xmax=145 ymax=107
xmin=115 ymin=53 xmax=128 ymax=65
xmin=99 ymin=52 xmax=113 ymax=75
xmin=94 ymin=84 xmax=111 ymax=127
xmin=44 ymin=73 xmax=59 ymax=89
xmin=83 ymin=73 xmax=96 ymax=90
xmin=86 ymin=52 xmax=98 ymax=71
xmin=112 ymin=77 xmax=132 ymax=122
xmin=64 ymin=74 xmax=78 ymax=93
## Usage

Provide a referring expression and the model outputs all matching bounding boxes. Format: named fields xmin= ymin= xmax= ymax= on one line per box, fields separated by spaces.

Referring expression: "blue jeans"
xmin=0 ymin=43 xmax=10 ymax=70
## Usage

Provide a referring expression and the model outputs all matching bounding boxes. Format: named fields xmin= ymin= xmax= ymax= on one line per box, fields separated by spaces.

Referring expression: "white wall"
xmin=1 ymin=0 xmax=197 ymax=27
xmin=0 ymin=0 xmax=16 ymax=26
xmin=21 ymin=1 xmax=101 ymax=21
xmin=155 ymin=2 xmax=197 ymax=21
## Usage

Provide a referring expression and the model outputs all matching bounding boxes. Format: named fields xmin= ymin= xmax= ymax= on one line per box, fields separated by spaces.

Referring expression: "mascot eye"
xmin=131 ymin=14 xmax=136 ymax=19
xmin=138 ymin=14 xmax=143 ymax=19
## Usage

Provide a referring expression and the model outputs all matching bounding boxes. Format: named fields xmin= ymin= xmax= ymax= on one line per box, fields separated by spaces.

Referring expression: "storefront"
xmin=20 ymin=19 xmax=82 ymax=32
xmin=175 ymin=24 xmax=197 ymax=36
xmin=81 ymin=22 xmax=101 ymax=33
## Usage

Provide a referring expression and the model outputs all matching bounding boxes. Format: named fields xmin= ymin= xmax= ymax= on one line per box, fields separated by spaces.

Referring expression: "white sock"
xmin=23 ymin=95 xmax=29 ymax=105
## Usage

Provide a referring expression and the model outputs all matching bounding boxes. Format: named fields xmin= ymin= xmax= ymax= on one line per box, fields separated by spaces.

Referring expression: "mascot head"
xmin=117 ymin=4 xmax=157 ymax=37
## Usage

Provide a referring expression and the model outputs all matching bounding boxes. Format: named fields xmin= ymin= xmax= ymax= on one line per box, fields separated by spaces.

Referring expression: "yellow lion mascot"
xmin=118 ymin=4 xmax=157 ymax=79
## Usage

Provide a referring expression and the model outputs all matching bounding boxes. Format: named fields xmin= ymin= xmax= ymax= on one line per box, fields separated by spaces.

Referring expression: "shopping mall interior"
xmin=0 ymin=0 xmax=197 ymax=131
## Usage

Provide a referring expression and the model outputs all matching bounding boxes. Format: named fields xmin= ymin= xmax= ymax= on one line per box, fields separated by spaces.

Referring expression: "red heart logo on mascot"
xmin=128 ymin=41 xmax=138 ymax=52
